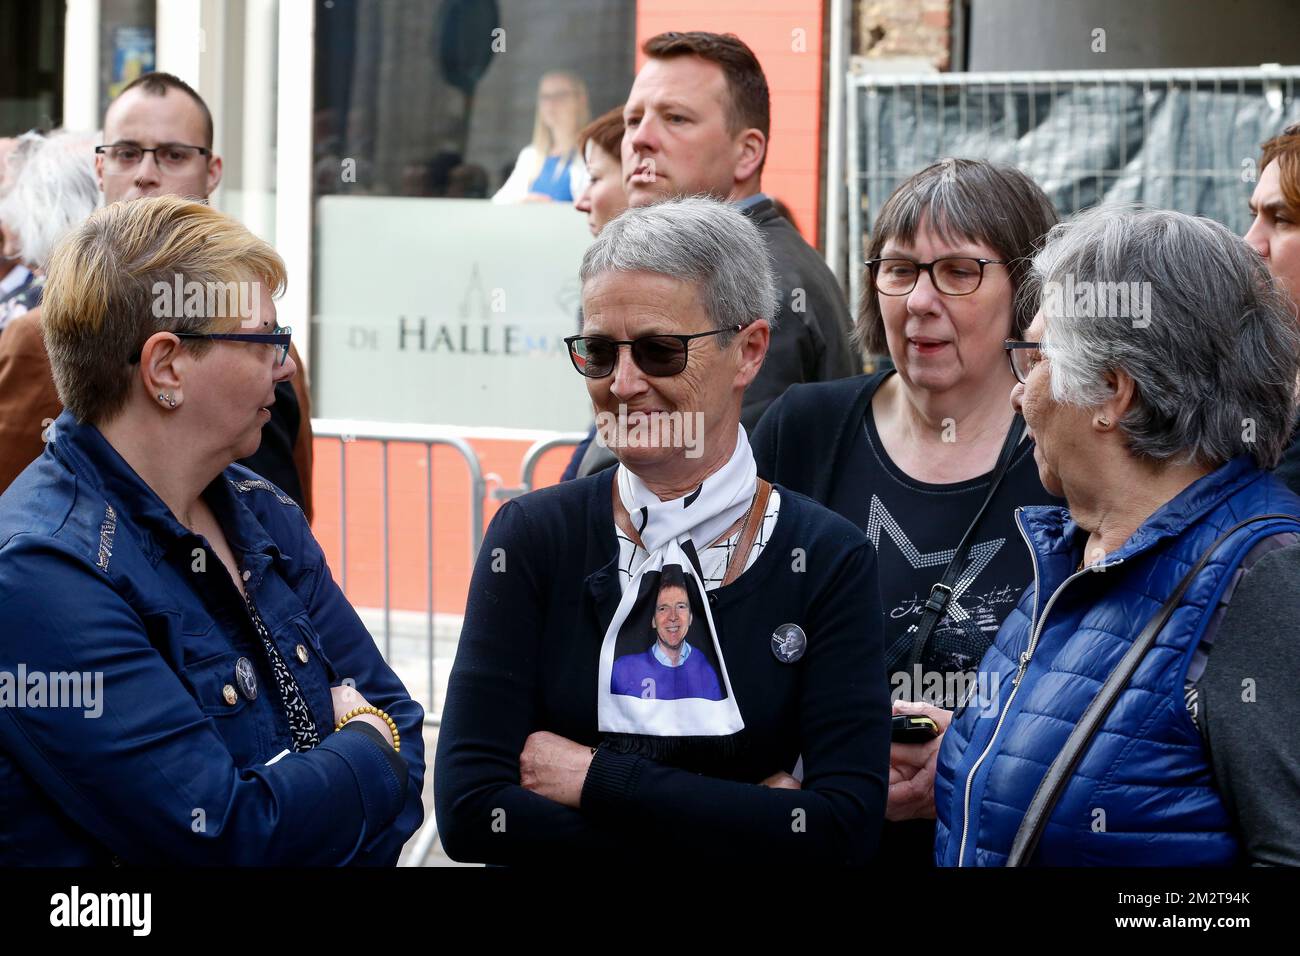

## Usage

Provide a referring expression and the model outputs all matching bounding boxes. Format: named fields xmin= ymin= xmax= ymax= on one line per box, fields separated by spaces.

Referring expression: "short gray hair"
xmin=1031 ymin=204 xmax=1300 ymax=469
xmin=0 ymin=129 xmax=101 ymax=270
xmin=579 ymin=196 xmax=779 ymax=340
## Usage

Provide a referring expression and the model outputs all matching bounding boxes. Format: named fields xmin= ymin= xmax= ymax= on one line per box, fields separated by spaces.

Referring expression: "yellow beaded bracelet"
xmin=335 ymin=706 xmax=401 ymax=753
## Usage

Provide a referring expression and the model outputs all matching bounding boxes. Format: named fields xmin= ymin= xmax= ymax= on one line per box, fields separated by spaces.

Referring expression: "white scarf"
xmin=597 ymin=425 xmax=753 ymax=737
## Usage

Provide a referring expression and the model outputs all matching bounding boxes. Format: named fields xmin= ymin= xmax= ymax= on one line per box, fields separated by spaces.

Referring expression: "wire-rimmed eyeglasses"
xmin=1004 ymin=339 xmax=1043 ymax=384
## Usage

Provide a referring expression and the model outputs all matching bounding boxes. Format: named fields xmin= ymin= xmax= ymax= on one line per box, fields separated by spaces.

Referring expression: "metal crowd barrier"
xmin=490 ymin=432 xmax=592 ymax=502
xmin=847 ymin=65 xmax=1300 ymax=314
xmin=311 ymin=420 xmax=584 ymax=865
xmin=312 ymin=418 xmax=486 ymax=729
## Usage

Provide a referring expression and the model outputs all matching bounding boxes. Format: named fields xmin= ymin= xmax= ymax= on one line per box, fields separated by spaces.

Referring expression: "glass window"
xmin=99 ymin=0 xmax=156 ymax=119
xmin=0 ymin=0 xmax=65 ymax=131
xmin=311 ymin=0 xmax=636 ymax=428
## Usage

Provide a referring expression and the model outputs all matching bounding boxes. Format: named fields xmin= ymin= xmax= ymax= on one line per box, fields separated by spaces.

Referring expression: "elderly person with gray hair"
xmin=0 ymin=136 xmax=37 ymax=331
xmin=435 ymin=196 xmax=890 ymax=865
xmin=0 ymin=129 xmax=101 ymax=493
xmin=932 ymin=205 xmax=1300 ymax=866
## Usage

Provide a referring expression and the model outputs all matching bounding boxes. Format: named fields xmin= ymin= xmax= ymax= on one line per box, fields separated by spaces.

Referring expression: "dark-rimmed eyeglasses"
xmin=866 ymin=257 xmax=1007 ymax=296
xmin=563 ymin=326 xmax=743 ymax=378
xmin=1004 ymin=339 xmax=1043 ymax=384
xmin=95 ymin=143 xmax=211 ymax=170
xmin=129 ymin=327 xmax=293 ymax=366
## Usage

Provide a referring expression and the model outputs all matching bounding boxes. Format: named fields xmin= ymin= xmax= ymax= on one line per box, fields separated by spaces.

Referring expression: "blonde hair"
xmin=42 ymin=195 xmax=286 ymax=424
xmin=524 ymin=71 xmax=590 ymax=183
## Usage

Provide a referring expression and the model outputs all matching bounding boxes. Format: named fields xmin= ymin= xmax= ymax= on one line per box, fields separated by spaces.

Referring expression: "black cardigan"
xmin=434 ymin=468 xmax=890 ymax=865
xmin=737 ymin=198 xmax=859 ymax=432
xmin=750 ymin=374 xmax=884 ymax=503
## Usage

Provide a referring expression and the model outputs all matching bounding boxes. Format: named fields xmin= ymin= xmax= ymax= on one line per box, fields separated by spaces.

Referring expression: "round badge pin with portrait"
xmin=235 ymin=656 xmax=258 ymax=701
xmin=771 ymin=623 xmax=807 ymax=664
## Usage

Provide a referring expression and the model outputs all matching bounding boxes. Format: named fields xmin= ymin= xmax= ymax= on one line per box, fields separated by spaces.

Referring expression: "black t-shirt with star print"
xmin=827 ymin=388 xmax=1063 ymax=698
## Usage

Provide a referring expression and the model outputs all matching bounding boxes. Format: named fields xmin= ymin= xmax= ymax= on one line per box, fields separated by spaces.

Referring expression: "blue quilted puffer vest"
xmin=934 ymin=455 xmax=1300 ymax=866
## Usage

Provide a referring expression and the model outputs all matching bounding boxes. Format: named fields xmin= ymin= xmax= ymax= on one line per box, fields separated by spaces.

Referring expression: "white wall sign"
xmin=314 ymin=197 xmax=596 ymax=430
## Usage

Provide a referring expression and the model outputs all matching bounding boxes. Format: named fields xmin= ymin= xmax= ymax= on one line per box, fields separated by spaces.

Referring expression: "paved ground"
xmin=352 ymin=608 xmax=471 ymax=866
xmin=397 ymin=724 xmax=470 ymax=866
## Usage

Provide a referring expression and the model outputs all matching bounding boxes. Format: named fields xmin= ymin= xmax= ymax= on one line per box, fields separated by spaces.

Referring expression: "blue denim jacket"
xmin=0 ymin=411 xmax=424 ymax=865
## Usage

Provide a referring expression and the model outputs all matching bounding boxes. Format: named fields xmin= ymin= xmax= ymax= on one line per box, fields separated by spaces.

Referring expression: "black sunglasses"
xmin=563 ymin=326 xmax=743 ymax=378
xmin=130 ymin=327 xmax=293 ymax=366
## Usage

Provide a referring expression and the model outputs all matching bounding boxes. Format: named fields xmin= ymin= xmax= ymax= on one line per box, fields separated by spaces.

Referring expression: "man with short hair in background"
xmin=622 ymin=31 xmax=858 ymax=431
xmin=0 ymin=73 xmax=314 ymax=515
xmin=1246 ymin=122 xmax=1300 ymax=495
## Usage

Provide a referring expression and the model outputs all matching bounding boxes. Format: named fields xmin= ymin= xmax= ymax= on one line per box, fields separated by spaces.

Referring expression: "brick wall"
xmin=856 ymin=0 xmax=953 ymax=69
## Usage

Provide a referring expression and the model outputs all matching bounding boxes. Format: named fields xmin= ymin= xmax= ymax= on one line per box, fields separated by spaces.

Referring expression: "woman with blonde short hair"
xmin=0 ymin=195 xmax=424 ymax=865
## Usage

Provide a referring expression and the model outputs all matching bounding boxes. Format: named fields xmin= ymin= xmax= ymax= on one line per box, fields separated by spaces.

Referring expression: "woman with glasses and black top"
xmin=435 ymin=197 xmax=891 ymax=865
xmin=0 ymin=196 xmax=424 ymax=864
xmin=751 ymin=159 xmax=1062 ymax=865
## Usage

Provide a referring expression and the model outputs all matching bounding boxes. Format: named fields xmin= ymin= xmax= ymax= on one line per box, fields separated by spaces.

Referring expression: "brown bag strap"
xmin=611 ymin=472 xmax=772 ymax=588
xmin=722 ymin=479 xmax=771 ymax=587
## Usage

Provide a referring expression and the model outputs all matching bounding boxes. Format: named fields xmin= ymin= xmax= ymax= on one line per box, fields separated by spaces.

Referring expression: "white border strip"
xmin=312 ymin=418 xmax=585 ymax=444
xmin=155 ymin=0 xmax=202 ymax=87
xmin=275 ymin=0 xmax=315 ymax=372
xmin=62 ymin=0 xmax=100 ymax=131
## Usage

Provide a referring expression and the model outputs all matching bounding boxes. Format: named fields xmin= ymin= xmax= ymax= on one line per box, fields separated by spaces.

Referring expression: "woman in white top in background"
xmin=494 ymin=70 xmax=591 ymax=204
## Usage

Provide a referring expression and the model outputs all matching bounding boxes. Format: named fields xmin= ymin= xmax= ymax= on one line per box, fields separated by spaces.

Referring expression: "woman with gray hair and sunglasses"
xmin=933 ymin=205 xmax=1300 ymax=866
xmin=435 ymin=196 xmax=891 ymax=865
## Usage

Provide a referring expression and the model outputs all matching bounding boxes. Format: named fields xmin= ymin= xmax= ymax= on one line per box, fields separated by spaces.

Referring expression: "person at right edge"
xmin=752 ymin=159 xmax=1063 ymax=865
xmin=934 ymin=206 xmax=1300 ymax=866
xmin=1246 ymin=122 xmax=1300 ymax=493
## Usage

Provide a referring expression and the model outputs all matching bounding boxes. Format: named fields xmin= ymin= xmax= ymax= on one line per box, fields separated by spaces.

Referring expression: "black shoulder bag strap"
xmin=1006 ymin=512 xmax=1300 ymax=866
xmin=893 ymin=413 xmax=1027 ymax=679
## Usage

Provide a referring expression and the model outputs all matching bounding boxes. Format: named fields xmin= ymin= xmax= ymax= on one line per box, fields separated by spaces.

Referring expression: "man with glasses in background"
xmin=0 ymin=73 xmax=314 ymax=516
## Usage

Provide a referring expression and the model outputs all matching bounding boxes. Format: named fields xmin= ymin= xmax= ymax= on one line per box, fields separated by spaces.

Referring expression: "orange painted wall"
xmin=636 ymin=0 xmax=828 ymax=247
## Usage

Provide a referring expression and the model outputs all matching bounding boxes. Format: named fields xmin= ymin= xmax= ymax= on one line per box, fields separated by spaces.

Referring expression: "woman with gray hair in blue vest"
xmin=933 ymin=205 xmax=1300 ymax=866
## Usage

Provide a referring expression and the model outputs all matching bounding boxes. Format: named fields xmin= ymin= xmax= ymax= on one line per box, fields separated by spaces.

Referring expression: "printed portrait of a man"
xmin=610 ymin=566 xmax=723 ymax=701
